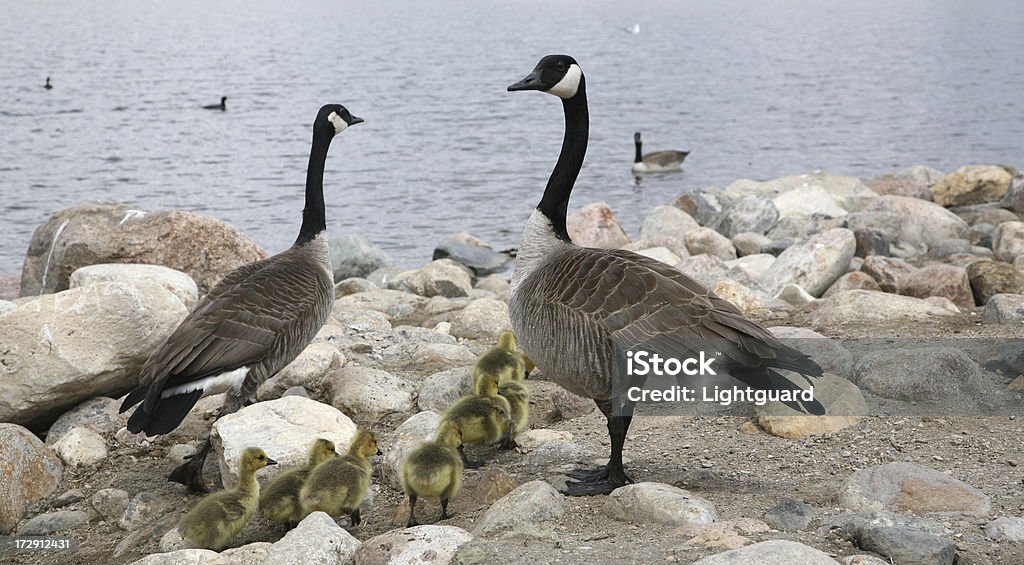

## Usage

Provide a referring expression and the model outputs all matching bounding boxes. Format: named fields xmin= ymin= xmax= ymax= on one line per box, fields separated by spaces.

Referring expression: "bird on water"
xmin=506 ymin=54 xmax=824 ymax=496
xmin=204 ymin=96 xmax=227 ymax=111
xmin=44 ymin=76 xmax=53 ymax=90
xmin=631 ymin=131 xmax=689 ymax=173
xmin=119 ymin=104 xmax=363 ymax=491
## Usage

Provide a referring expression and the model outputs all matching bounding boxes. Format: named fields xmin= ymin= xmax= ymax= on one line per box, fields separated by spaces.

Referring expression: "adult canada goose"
xmin=178 ymin=447 xmax=276 ymax=550
xmin=204 ymin=96 xmax=227 ymax=111
xmin=119 ymin=104 xmax=363 ymax=491
xmin=506 ymin=55 xmax=824 ymax=496
xmin=44 ymin=77 xmax=53 ymax=90
xmin=632 ymin=132 xmax=688 ymax=173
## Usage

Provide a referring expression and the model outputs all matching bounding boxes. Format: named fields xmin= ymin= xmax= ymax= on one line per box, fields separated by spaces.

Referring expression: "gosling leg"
xmin=406 ymin=494 xmax=419 ymax=528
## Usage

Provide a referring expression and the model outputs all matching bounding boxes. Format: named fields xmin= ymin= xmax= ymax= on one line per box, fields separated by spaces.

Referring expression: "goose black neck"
xmin=634 ymin=139 xmax=642 ymax=163
xmin=538 ymin=84 xmax=588 ymax=243
xmin=295 ymin=129 xmax=333 ymax=246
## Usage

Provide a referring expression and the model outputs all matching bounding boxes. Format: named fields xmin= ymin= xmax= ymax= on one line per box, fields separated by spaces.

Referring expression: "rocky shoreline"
xmin=1 ymin=164 xmax=1023 ymax=564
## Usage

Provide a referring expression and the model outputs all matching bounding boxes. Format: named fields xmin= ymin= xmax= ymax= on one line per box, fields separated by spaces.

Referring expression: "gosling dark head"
xmin=507 ymin=54 xmax=584 ymax=100
xmin=316 ymin=104 xmax=364 ymax=137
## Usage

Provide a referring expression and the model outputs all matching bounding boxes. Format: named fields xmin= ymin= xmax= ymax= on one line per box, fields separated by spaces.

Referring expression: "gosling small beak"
xmin=349 ymin=115 xmax=365 ymax=126
xmin=508 ymin=69 xmax=544 ymax=92
xmin=265 ymin=457 xmax=278 ymax=466
xmin=376 ymin=449 xmax=383 ymax=456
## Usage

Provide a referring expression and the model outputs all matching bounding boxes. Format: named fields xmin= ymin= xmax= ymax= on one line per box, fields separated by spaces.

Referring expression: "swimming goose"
xmin=204 ymin=96 xmax=227 ymax=111
xmin=632 ymin=132 xmax=688 ymax=173
xmin=506 ymin=55 xmax=824 ymax=496
xmin=119 ymin=104 xmax=363 ymax=491
xmin=44 ymin=77 xmax=53 ymax=90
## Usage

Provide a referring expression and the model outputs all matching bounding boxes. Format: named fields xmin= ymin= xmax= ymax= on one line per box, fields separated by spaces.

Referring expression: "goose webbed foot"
xmin=349 ymin=508 xmax=361 ymax=527
xmin=563 ymin=465 xmax=633 ymax=496
xmin=499 ymin=433 xmax=518 ymax=450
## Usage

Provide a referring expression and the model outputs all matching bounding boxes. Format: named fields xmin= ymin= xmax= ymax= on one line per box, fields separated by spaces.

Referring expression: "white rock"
xmin=713 ymin=280 xmax=781 ymax=315
xmin=211 ymin=396 xmax=357 ymax=488
xmin=473 ymin=481 xmax=565 ymax=539
xmin=774 ymin=284 xmax=816 ymax=308
xmin=686 ymin=227 xmax=738 ymax=260
xmin=634 ymin=246 xmax=682 ymax=266
xmin=130 ymin=549 xmax=219 ymax=565
xmin=993 ymin=221 xmax=1024 ymax=263
xmin=406 ymin=259 xmax=473 ymax=298
xmin=326 ymin=366 xmax=416 ymax=425
xmin=772 ymin=185 xmax=850 ymax=218
xmin=381 ymin=411 xmax=441 ymax=490
xmin=516 ymin=429 xmax=574 ymax=450
xmin=51 ymin=426 xmax=108 ymax=466
xmin=566 ymin=202 xmax=631 ymax=248
xmin=70 ymin=263 xmax=199 ymax=310
xmin=46 ymin=396 xmax=127 ymax=445
xmin=263 ymin=511 xmax=361 ymax=564
xmin=0 ymin=281 xmax=188 ymax=429
xmin=693 ymin=540 xmax=840 ymax=565
xmin=417 ymin=367 xmax=473 ymax=413
xmin=604 ymin=482 xmax=716 ymax=527
xmin=724 ymin=172 xmax=877 ymax=210
xmin=450 ymin=298 xmax=511 ymax=341
xmin=731 ymin=232 xmax=772 ymax=257
xmin=812 ymin=290 xmax=957 ymax=329
xmin=762 ymin=228 xmax=856 ymax=297
xmin=332 ymin=288 xmax=428 ymax=325
xmin=0 ymin=300 xmax=15 ymax=315
xmin=257 ymin=342 xmax=344 ymax=401
xmin=640 ymin=205 xmax=700 ymax=241
xmin=725 ymin=253 xmax=775 ymax=282
xmin=354 ymin=525 xmax=472 ymax=565
xmin=981 ymin=293 xmax=1024 ymax=324
xmin=859 ymin=195 xmax=969 ymax=248
xmin=985 ymin=516 xmax=1024 ymax=542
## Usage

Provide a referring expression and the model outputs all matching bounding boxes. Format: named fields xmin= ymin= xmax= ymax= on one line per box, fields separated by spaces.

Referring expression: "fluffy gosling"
xmin=299 ymin=429 xmax=381 ymax=527
xmin=401 ymin=419 xmax=464 ymax=527
xmin=473 ymin=330 xmax=530 ymax=449
xmin=440 ymin=372 xmax=511 ymax=468
xmin=178 ymin=447 xmax=276 ymax=550
xmin=259 ymin=438 xmax=338 ymax=528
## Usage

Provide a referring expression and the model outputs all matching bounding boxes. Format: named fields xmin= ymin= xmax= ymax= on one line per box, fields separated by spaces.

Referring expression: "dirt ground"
xmin=10 ymin=311 xmax=1024 ymax=565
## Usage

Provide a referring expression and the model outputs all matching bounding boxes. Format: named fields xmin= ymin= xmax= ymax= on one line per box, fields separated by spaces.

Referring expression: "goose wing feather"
xmin=130 ymin=250 xmax=331 ymax=413
xmin=524 ymin=247 xmax=821 ymax=387
xmin=642 ymin=150 xmax=688 ymax=167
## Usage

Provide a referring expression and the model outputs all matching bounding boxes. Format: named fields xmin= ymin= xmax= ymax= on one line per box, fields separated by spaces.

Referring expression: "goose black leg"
xmin=169 ymin=440 xmax=211 ymax=492
xmin=440 ymin=496 xmax=452 ymax=520
xmin=349 ymin=508 xmax=361 ymax=527
xmin=564 ymin=400 xmax=634 ymax=496
xmin=406 ymin=494 xmax=419 ymax=528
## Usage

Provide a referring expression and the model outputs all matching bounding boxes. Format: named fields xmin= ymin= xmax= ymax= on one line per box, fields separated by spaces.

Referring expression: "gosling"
xmin=178 ymin=447 xmax=276 ymax=550
xmin=259 ymin=438 xmax=338 ymax=528
xmin=473 ymin=330 xmax=530 ymax=449
xmin=299 ymin=429 xmax=381 ymax=527
xmin=401 ymin=419 xmax=464 ymax=527
xmin=440 ymin=372 xmax=511 ymax=468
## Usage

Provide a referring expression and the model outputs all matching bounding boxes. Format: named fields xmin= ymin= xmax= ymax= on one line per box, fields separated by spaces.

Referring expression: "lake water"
xmin=2 ymin=0 xmax=1022 ymax=278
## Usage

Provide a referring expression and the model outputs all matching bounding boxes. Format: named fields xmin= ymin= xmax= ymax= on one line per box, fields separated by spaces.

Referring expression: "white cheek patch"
xmin=547 ymin=64 xmax=582 ymax=99
xmin=328 ymin=111 xmax=348 ymax=134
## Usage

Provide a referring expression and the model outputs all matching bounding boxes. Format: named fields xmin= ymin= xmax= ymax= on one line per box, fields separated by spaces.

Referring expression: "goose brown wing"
xmin=127 ymin=254 xmax=328 ymax=413
xmin=535 ymin=247 xmax=821 ymax=379
xmin=643 ymin=150 xmax=688 ymax=166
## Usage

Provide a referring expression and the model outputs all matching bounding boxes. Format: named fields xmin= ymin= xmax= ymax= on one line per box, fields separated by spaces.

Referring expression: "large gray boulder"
xmin=21 ymin=202 xmax=266 ymax=296
xmin=762 ymin=229 xmax=856 ymax=297
xmin=0 ymin=281 xmax=188 ymax=430
xmin=0 ymin=424 xmax=63 ymax=534
xmin=858 ymin=195 xmax=969 ymax=249
xmin=329 ymin=234 xmax=392 ymax=282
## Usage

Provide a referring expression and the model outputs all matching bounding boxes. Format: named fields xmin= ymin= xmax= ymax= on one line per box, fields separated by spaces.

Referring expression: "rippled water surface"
xmin=2 ymin=0 xmax=1022 ymax=277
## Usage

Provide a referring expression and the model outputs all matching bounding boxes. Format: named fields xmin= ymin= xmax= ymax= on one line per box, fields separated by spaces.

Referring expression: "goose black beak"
xmin=349 ymin=115 xmax=365 ymax=126
xmin=508 ymin=70 xmax=544 ymax=92
xmin=265 ymin=457 xmax=278 ymax=466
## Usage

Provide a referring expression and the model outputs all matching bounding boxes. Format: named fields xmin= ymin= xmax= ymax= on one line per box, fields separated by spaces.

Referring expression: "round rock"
xmin=604 ymin=482 xmax=716 ymax=528
xmin=839 ymin=462 xmax=991 ymax=516
xmin=0 ymin=423 xmax=63 ymax=534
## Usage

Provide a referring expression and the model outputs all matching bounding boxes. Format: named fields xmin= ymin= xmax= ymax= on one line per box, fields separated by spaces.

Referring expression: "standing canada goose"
xmin=44 ymin=77 xmax=53 ymax=90
xmin=472 ymin=331 xmax=529 ymax=449
xmin=259 ymin=438 xmax=339 ymax=528
xmin=506 ymin=55 xmax=824 ymax=496
xmin=299 ymin=429 xmax=381 ymax=527
xmin=119 ymin=104 xmax=364 ymax=492
xmin=204 ymin=96 xmax=227 ymax=111
xmin=439 ymin=372 xmax=511 ymax=468
xmin=178 ymin=447 xmax=276 ymax=550
xmin=400 ymin=420 xmax=464 ymax=527
xmin=632 ymin=132 xmax=688 ymax=173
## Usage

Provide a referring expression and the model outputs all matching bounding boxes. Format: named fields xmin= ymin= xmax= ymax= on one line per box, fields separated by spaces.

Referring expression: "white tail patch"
xmin=161 ymin=366 xmax=249 ymax=398
xmin=548 ymin=64 xmax=583 ymax=100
